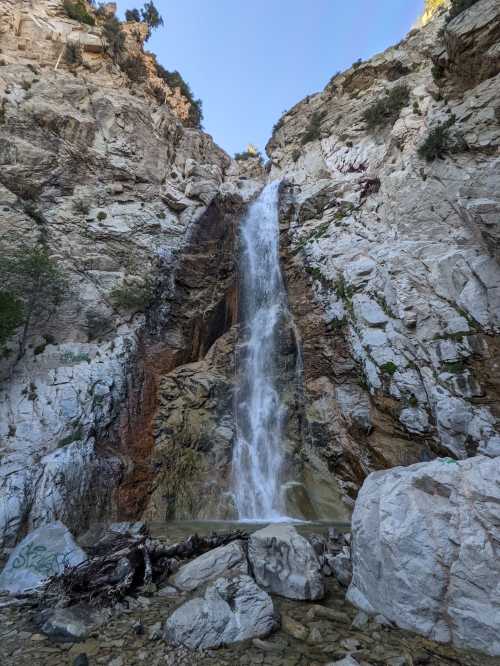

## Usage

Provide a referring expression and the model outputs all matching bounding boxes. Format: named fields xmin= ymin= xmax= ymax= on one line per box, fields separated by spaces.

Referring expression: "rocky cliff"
xmin=1 ymin=0 xmax=499 ymax=552
xmin=267 ymin=0 xmax=500 ymax=516
xmin=0 ymin=0 xmax=263 ymax=549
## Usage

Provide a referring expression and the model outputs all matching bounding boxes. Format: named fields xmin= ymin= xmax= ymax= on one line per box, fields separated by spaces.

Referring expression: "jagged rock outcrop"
xmin=347 ymin=455 xmax=500 ymax=656
xmin=268 ymin=0 xmax=500 ymax=514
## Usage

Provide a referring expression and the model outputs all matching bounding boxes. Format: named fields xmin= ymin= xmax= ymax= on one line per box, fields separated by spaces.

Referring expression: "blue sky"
xmin=118 ymin=1 xmax=423 ymax=156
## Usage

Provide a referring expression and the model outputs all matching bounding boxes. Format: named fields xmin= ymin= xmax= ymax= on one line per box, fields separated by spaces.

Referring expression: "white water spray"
xmin=232 ymin=180 xmax=292 ymax=521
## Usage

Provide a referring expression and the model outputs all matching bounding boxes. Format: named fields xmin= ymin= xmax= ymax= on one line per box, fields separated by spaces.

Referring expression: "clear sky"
xmin=117 ymin=1 xmax=423 ymax=157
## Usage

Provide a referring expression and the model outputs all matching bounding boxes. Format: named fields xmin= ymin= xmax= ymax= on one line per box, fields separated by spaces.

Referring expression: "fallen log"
xmin=41 ymin=528 xmax=248 ymax=607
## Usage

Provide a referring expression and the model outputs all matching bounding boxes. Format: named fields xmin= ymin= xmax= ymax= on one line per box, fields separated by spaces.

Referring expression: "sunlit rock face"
xmin=267 ymin=0 xmax=500 ymax=515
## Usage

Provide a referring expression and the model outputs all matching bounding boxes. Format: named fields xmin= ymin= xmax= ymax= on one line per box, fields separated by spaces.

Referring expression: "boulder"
xmin=170 ymin=540 xmax=248 ymax=592
xmin=35 ymin=605 xmax=101 ymax=642
xmin=163 ymin=574 xmax=278 ymax=649
xmin=347 ymin=456 xmax=500 ymax=656
xmin=0 ymin=521 xmax=87 ymax=594
xmin=331 ymin=548 xmax=352 ymax=587
xmin=247 ymin=524 xmax=324 ymax=600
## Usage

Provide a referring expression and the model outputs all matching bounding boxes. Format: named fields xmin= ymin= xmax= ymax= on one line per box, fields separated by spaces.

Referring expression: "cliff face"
xmin=267 ymin=0 xmax=500 ymax=514
xmin=0 ymin=0 xmax=261 ymax=548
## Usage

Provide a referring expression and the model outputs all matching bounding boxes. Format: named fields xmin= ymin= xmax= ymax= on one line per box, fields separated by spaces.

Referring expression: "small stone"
xmin=326 ymin=658 xmax=360 ymax=666
xmin=132 ymin=620 xmax=145 ymax=635
xmin=308 ymin=627 xmax=323 ymax=643
xmin=252 ymin=638 xmax=282 ymax=652
xmin=108 ymin=658 xmax=123 ymax=666
xmin=373 ymin=614 xmax=392 ymax=627
xmin=148 ymin=621 xmax=162 ymax=641
xmin=387 ymin=658 xmax=408 ymax=666
xmin=157 ymin=585 xmax=180 ymax=598
xmin=282 ymin=615 xmax=309 ymax=641
xmin=307 ymin=604 xmax=350 ymax=623
xmin=351 ymin=610 xmax=369 ymax=630
xmin=73 ymin=656 xmax=89 ymax=666
xmin=340 ymin=638 xmax=360 ymax=651
xmin=30 ymin=634 xmax=47 ymax=641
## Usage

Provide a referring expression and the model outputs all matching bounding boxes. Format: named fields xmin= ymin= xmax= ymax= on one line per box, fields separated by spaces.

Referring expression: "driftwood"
xmin=41 ymin=529 xmax=248 ymax=607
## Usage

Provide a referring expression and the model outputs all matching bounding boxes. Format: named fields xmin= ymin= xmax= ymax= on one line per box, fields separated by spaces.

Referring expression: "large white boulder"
xmin=163 ymin=574 xmax=277 ymax=649
xmin=248 ymin=524 xmax=325 ymax=600
xmin=170 ymin=540 xmax=248 ymax=591
xmin=0 ymin=521 xmax=87 ymax=594
xmin=347 ymin=456 xmax=500 ymax=656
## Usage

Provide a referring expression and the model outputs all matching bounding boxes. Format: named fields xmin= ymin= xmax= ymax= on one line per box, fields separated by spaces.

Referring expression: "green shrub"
xmin=125 ymin=8 xmax=141 ymax=21
xmin=431 ymin=62 xmax=445 ymax=82
xmin=154 ymin=63 xmax=203 ymax=128
xmin=0 ymin=246 xmax=67 ymax=361
xmin=352 ymin=58 xmax=363 ymax=69
xmin=97 ymin=210 xmax=107 ymax=220
xmin=124 ymin=2 xmax=163 ymax=40
xmin=418 ymin=122 xmax=451 ymax=161
xmin=363 ymin=84 xmax=410 ymax=129
xmin=301 ymin=110 xmax=326 ymax=145
xmin=103 ymin=15 xmax=125 ymax=60
xmin=380 ymin=361 xmax=398 ymax=376
xmin=110 ymin=278 xmax=154 ymax=310
xmin=417 ymin=115 xmax=465 ymax=161
xmin=0 ymin=291 xmax=23 ymax=350
xmin=121 ymin=55 xmax=148 ymax=82
xmin=141 ymin=1 xmax=163 ymax=30
xmin=63 ymin=0 xmax=95 ymax=26
xmin=64 ymin=42 xmax=83 ymax=66
xmin=447 ymin=0 xmax=480 ymax=20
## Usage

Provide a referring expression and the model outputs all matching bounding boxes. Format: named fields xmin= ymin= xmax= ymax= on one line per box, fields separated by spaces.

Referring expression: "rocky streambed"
xmin=0 ymin=521 xmax=497 ymax=666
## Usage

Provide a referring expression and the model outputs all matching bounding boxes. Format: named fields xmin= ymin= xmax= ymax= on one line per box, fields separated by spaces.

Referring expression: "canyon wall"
xmin=268 ymin=0 xmax=500 ymax=515
xmin=0 ymin=0 xmax=262 ymax=548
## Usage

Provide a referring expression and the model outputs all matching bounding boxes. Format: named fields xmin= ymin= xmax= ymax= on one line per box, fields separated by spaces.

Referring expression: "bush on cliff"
xmin=301 ymin=110 xmax=326 ymax=145
xmin=63 ymin=0 xmax=95 ymax=26
xmin=124 ymin=2 xmax=163 ymax=40
xmin=121 ymin=55 xmax=148 ymax=82
xmin=110 ymin=278 xmax=154 ymax=311
xmin=103 ymin=15 xmax=126 ymax=61
xmin=125 ymin=8 xmax=141 ymax=22
xmin=417 ymin=115 xmax=467 ymax=161
xmin=0 ymin=246 xmax=67 ymax=359
xmin=363 ymin=84 xmax=410 ymax=129
xmin=64 ymin=42 xmax=83 ymax=66
xmin=0 ymin=292 xmax=23 ymax=352
xmin=154 ymin=62 xmax=203 ymax=129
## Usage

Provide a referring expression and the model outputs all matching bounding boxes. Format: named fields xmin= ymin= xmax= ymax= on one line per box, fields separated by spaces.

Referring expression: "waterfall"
xmin=232 ymin=180 xmax=292 ymax=521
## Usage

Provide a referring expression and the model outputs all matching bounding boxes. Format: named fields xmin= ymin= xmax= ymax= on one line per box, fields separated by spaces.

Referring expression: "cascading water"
xmin=232 ymin=180 xmax=293 ymax=521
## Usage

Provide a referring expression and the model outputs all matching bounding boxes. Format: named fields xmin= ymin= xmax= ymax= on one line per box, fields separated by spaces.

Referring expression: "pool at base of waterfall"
xmin=150 ymin=519 xmax=350 ymax=543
